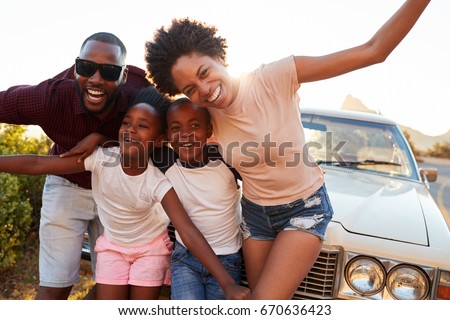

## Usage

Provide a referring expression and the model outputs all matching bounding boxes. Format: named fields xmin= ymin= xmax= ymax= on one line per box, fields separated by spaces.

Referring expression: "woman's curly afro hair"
xmin=145 ymin=18 xmax=228 ymax=97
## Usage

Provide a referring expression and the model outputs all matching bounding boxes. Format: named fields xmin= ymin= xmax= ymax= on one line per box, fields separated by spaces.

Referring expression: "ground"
xmin=0 ymin=232 xmax=94 ymax=300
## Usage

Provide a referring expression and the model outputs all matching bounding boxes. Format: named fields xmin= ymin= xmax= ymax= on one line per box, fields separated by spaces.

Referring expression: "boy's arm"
xmin=161 ymin=188 xmax=251 ymax=300
xmin=0 ymin=154 xmax=86 ymax=175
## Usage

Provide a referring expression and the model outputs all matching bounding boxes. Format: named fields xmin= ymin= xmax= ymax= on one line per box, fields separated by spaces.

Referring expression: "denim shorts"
xmin=170 ymin=240 xmax=242 ymax=300
xmin=240 ymin=185 xmax=333 ymax=241
xmin=39 ymin=175 xmax=103 ymax=287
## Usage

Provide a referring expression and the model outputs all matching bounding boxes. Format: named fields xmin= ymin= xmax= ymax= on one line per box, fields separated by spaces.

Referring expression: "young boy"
xmin=160 ymin=98 xmax=243 ymax=299
xmin=0 ymin=89 xmax=250 ymax=300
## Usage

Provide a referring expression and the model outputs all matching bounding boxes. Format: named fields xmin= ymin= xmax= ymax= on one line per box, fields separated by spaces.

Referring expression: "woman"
xmin=144 ymin=0 xmax=430 ymax=299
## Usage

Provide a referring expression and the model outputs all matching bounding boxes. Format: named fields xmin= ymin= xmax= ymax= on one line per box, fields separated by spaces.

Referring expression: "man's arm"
xmin=60 ymin=133 xmax=117 ymax=163
xmin=0 ymin=66 xmax=75 ymax=125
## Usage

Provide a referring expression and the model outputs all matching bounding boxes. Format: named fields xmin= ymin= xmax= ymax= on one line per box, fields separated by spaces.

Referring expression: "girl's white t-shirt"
xmin=84 ymin=146 xmax=172 ymax=247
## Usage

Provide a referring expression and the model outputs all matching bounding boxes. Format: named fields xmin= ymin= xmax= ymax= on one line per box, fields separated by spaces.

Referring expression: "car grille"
xmin=294 ymin=249 xmax=339 ymax=299
xmin=168 ymin=224 xmax=340 ymax=300
xmin=239 ymin=249 xmax=339 ymax=300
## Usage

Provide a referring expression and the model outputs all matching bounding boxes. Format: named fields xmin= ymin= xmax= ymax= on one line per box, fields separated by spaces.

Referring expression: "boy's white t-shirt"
xmin=84 ymin=146 xmax=172 ymax=247
xmin=165 ymin=159 xmax=242 ymax=255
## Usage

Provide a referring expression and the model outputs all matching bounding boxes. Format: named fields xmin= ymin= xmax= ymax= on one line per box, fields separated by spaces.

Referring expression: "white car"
xmin=81 ymin=108 xmax=450 ymax=300
xmin=290 ymin=107 xmax=450 ymax=300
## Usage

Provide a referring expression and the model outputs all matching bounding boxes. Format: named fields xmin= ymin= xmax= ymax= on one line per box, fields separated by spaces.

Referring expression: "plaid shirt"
xmin=0 ymin=65 xmax=150 ymax=189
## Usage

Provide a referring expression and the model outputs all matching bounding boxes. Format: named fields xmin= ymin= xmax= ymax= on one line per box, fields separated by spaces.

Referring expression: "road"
xmin=419 ymin=156 xmax=450 ymax=228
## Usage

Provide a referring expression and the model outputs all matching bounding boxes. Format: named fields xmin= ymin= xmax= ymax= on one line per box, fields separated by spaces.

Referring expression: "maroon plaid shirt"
xmin=0 ymin=65 xmax=150 ymax=189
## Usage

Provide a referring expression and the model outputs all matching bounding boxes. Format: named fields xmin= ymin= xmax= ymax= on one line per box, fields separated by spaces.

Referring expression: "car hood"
xmin=323 ymin=167 xmax=428 ymax=246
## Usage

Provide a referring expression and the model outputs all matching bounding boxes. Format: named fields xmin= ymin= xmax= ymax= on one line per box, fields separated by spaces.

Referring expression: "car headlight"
xmin=345 ymin=256 xmax=386 ymax=295
xmin=386 ymin=264 xmax=430 ymax=300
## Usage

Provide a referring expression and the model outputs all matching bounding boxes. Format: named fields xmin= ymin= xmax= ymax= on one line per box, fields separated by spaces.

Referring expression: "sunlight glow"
xmin=1 ymin=0 xmax=449 ymax=137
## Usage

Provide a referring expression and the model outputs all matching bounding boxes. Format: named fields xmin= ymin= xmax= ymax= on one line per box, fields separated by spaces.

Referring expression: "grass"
xmin=0 ymin=232 xmax=95 ymax=300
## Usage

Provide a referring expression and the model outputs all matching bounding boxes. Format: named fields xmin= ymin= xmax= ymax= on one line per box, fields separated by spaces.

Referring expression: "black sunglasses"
xmin=75 ymin=58 xmax=125 ymax=82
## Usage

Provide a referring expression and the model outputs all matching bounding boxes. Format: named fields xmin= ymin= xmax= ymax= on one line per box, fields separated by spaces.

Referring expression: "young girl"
xmin=144 ymin=0 xmax=431 ymax=299
xmin=0 ymin=89 xmax=250 ymax=300
xmin=159 ymin=98 xmax=243 ymax=299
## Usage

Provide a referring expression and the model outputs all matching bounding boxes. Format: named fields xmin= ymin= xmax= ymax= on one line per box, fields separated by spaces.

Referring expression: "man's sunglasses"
xmin=75 ymin=58 xmax=125 ymax=82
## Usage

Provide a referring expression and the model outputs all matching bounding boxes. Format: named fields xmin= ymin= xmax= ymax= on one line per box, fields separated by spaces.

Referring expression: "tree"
xmin=0 ymin=173 xmax=33 ymax=269
xmin=0 ymin=124 xmax=52 ymax=270
xmin=427 ymin=141 xmax=450 ymax=159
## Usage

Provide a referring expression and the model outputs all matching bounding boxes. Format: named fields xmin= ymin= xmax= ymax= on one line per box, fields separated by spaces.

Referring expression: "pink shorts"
xmin=94 ymin=230 xmax=173 ymax=287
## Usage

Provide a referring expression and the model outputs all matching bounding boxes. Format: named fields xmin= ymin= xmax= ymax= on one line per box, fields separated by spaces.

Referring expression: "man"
xmin=0 ymin=32 xmax=167 ymax=299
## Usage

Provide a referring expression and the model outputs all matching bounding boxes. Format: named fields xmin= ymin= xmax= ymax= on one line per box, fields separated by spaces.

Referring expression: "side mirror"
xmin=419 ymin=168 xmax=438 ymax=183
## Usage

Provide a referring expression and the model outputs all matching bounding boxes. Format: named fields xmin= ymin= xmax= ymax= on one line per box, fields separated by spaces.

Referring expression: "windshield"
xmin=301 ymin=113 xmax=419 ymax=180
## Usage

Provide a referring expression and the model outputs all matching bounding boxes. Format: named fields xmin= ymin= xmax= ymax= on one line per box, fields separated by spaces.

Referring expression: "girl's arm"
xmin=0 ymin=154 xmax=86 ymax=175
xmin=161 ymin=188 xmax=251 ymax=300
xmin=295 ymin=0 xmax=430 ymax=83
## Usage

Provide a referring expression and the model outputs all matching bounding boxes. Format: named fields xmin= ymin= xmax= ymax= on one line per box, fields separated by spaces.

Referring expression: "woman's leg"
xmin=252 ymin=230 xmax=322 ymax=300
xmin=240 ymin=185 xmax=332 ymax=299
xmin=241 ymin=239 xmax=273 ymax=291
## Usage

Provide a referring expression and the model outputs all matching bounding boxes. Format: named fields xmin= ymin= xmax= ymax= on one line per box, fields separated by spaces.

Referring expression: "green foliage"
xmin=0 ymin=173 xmax=33 ymax=269
xmin=0 ymin=124 xmax=52 ymax=271
xmin=427 ymin=141 xmax=450 ymax=159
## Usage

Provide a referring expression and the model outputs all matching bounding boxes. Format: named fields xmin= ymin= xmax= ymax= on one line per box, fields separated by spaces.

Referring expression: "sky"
xmin=1 ymin=0 xmax=449 ymax=137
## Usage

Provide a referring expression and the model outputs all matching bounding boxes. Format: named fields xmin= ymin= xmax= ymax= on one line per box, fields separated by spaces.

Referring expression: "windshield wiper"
xmin=317 ymin=159 xmax=401 ymax=167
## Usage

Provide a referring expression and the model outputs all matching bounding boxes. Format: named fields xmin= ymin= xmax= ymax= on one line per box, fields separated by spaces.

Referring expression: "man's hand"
xmin=60 ymin=133 xmax=115 ymax=163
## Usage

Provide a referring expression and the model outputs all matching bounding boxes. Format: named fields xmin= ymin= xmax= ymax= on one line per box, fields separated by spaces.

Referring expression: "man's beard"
xmin=76 ymin=83 xmax=123 ymax=116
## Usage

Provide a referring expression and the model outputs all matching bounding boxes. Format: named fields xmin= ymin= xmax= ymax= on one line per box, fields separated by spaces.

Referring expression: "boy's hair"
xmin=145 ymin=18 xmax=228 ymax=97
xmin=168 ymin=97 xmax=211 ymax=124
xmin=81 ymin=32 xmax=128 ymax=60
xmin=129 ymin=87 xmax=172 ymax=131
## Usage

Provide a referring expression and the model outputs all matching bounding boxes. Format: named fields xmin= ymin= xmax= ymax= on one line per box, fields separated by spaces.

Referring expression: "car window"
xmin=302 ymin=113 xmax=419 ymax=180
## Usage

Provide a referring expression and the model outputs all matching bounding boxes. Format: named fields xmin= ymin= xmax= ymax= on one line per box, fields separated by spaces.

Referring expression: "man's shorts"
xmin=39 ymin=175 xmax=102 ymax=287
